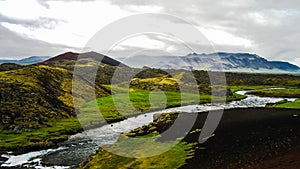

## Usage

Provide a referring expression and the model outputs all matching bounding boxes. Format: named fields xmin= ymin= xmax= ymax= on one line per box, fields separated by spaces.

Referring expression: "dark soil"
xmin=179 ymin=108 xmax=300 ymax=169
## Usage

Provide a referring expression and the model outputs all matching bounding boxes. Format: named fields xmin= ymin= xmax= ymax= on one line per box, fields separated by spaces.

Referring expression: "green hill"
xmin=0 ymin=65 xmax=111 ymax=152
xmin=0 ymin=65 xmax=110 ymax=131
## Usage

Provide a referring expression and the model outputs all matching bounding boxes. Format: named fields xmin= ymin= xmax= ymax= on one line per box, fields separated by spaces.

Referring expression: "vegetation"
xmin=80 ymin=141 xmax=195 ymax=169
xmin=78 ymin=89 xmax=244 ymax=128
xmin=0 ymin=65 xmax=109 ymax=131
xmin=1 ymin=62 xmax=300 ymax=155
xmin=267 ymin=99 xmax=300 ymax=109
xmin=0 ymin=117 xmax=81 ymax=153
xmin=0 ymin=63 xmax=24 ymax=72
xmin=0 ymin=65 xmax=110 ymax=152
xmin=79 ymin=113 xmax=197 ymax=169
xmin=0 ymin=65 xmax=75 ymax=130
xmin=247 ymin=88 xmax=300 ymax=98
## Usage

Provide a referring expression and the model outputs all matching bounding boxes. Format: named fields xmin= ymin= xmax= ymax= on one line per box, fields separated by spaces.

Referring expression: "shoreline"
xmin=78 ymin=107 xmax=300 ymax=168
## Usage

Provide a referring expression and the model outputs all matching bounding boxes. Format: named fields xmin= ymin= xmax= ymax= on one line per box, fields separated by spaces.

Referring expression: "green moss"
xmin=0 ymin=117 xmax=82 ymax=153
xmin=0 ymin=64 xmax=111 ymax=152
xmin=273 ymin=99 xmax=300 ymax=109
xmin=80 ymin=141 xmax=195 ymax=169
xmin=248 ymin=88 xmax=300 ymax=98
xmin=229 ymin=85 xmax=283 ymax=92
xmin=189 ymin=128 xmax=201 ymax=134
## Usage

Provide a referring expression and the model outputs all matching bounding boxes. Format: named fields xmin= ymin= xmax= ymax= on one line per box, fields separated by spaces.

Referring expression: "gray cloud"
xmin=0 ymin=24 xmax=78 ymax=59
xmin=105 ymin=33 xmax=251 ymax=60
xmin=109 ymin=0 xmax=300 ymax=65
xmin=0 ymin=9 xmax=72 ymax=59
xmin=37 ymin=0 xmax=50 ymax=9
xmin=0 ymin=13 xmax=65 ymax=29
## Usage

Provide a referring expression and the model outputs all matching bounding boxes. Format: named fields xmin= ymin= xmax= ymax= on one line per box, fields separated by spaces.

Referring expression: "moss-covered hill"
xmin=0 ymin=63 xmax=24 ymax=72
xmin=0 ymin=65 xmax=110 ymax=131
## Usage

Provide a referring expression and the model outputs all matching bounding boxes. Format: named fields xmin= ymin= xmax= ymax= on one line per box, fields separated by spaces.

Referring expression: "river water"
xmin=0 ymin=91 xmax=297 ymax=168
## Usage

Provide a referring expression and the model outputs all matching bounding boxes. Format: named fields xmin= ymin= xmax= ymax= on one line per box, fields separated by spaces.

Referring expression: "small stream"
xmin=1 ymin=90 xmax=297 ymax=168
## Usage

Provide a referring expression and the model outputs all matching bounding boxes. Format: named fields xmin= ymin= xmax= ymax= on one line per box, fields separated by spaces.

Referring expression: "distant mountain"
xmin=0 ymin=56 xmax=51 ymax=65
xmin=121 ymin=52 xmax=300 ymax=73
xmin=44 ymin=51 xmax=128 ymax=67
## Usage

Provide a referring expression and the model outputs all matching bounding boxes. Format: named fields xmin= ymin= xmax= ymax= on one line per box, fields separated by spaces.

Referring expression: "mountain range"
xmin=119 ymin=52 xmax=300 ymax=73
xmin=0 ymin=56 xmax=51 ymax=65
xmin=1 ymin=52 xmax=299 ymax=73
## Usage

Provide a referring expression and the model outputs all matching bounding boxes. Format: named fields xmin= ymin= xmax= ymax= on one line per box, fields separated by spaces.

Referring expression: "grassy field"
xmin=0 ymin=87 xmax=242 ymax=153
xmin=272 ymin=99 xmax=300 ymax=109
xmin=3 ymin=83 xmax=296 ymax=153
xmin=0 ymin=117 xmax=82 ymax=153
xmin=229 ymin=85 xmax=286 ymax=92
xmin=80 ymin=140 xmax=195 ymax=169
xmin=78 ymin=88 xmax=244 ymax=128
xmin=2 ymin=85 xmax=296 ymax=153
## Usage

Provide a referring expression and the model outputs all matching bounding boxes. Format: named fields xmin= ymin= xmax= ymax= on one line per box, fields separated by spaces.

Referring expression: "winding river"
xmin=0 ymin=90 xmax=297 ymax=169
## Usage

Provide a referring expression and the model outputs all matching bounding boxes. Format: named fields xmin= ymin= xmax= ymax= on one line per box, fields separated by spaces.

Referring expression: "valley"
xmin=0 ymin=51 xmax=300 ymax=168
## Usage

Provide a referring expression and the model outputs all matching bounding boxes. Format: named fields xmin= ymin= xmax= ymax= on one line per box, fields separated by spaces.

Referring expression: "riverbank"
xmin=0 ymin=89 xmax=244 ymax=155
xmin=80 ymin=108 xmax=300 ymax=169
xmin=2 ymin=87 xmax=299 ymax=168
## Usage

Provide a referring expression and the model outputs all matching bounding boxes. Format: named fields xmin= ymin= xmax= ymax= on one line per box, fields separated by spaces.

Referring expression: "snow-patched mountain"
xmin=120 ymin=52 xmax=300 ymax=73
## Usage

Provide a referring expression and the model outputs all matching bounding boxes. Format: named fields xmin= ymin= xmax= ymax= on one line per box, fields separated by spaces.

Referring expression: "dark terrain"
xmin=179 ymin=108 xmax=300 ymax=169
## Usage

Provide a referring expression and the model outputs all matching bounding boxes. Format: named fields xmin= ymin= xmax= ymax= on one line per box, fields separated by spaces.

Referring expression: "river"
xmin=0 ymin=90 xmax=297 ymax=168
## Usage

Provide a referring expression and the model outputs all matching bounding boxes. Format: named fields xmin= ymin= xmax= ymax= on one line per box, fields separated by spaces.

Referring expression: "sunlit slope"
xmin=0 ymin=65 xmax=110 ymax=131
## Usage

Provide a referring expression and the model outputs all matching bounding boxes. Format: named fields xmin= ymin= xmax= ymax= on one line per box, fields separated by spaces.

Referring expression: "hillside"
xmin=0 ymin=63 xmax=25 ymax=72
xmin=44 ymin=51 xmax=128 ymax=69
xmin=0 ymin=65 xmax=110 ymax=131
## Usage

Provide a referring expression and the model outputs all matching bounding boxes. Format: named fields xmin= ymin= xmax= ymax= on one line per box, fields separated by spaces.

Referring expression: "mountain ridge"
xmin=166 ymin=52 xmax=300 ymax=72
xmin=120 ymin=52 xmax=299 ymax=73
xmin=1 ymin=51 xmax=298 ymax=73
xmin=44 ymin=51 xmax=129 ymax=67
xmin=0 ymin=56 xmax=51 ymax=65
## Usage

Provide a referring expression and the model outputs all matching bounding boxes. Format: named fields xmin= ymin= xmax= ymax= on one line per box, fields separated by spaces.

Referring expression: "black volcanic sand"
xmin=178 ymin=108 xmax=300 ymax=169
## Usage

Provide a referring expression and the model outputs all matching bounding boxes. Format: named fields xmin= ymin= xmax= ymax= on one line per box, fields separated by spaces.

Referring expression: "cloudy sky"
xmin=0 ymin=0 xmax=300 ymax=66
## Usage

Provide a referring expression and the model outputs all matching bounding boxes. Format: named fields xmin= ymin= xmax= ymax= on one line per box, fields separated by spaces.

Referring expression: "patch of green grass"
xmin=0 ymin=117 xmax=82 ymax=153
xmin=274 ymin=99 xmax=300 ymax=109
xmin=79 ymin=112 xmax=196 ymax=169
xmin=247 ymin=88 xmax=300 ymax=98
xmin=0 ymin=87 xmax=241 ymax=153
xmin=78 ymin=89 xmax=239 ymax=128
xmin=229 ymin=85 xmax=284 ymax=92
xmin=80 ymin=139 xmax=195 ymax=169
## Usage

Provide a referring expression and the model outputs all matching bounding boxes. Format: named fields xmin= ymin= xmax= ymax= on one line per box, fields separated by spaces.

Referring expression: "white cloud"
xmin=113 ymin=35 xmax=166 ymax=50
xmin=199 ymin=27 xmax=252 ymax=47
xmin=0 ymin=0 xmax=48 ymax=20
